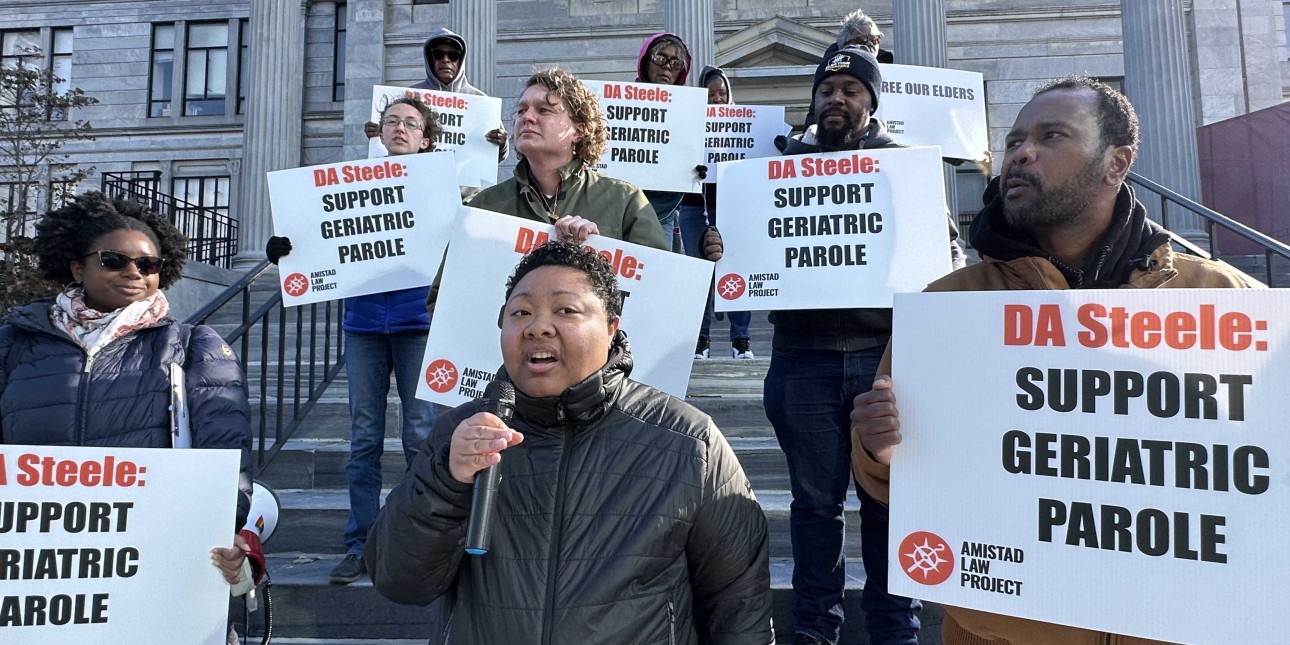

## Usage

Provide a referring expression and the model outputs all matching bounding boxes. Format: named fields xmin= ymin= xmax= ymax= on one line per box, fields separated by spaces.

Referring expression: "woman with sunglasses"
xmin=0 ymin=192 xmax=260 ymax=608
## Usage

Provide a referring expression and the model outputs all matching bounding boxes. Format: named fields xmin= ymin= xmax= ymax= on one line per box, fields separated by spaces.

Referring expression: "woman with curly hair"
xmin=467 ymin=68 xmax=670 ymax=250
xmin=0 ymin=192 xmax=261 ymax=606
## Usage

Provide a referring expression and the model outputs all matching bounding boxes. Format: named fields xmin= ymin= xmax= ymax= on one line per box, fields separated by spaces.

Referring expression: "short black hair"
xmin=504 ymin=241 xmax=622 ymax=320
xmin=381 ymin=97 xmax=443 ymax=151
xmin=34 ymin=191 xmax=187 ymax=289
xmin=1034 ymin=76 xmax=1139 ymax=156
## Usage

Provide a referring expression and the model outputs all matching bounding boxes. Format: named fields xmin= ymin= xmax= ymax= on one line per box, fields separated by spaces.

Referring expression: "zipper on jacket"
xmin=667 ymin=598 xmax=676 ymax=645
xmin=74 ymin=350 xmax=95 ymax=445
xmin=539 ymin=426 xmax=575 ymax=645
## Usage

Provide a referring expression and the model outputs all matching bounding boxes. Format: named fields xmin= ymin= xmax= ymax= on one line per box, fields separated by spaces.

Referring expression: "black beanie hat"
xmin=813 ymin=47 xmax=882 ymax=111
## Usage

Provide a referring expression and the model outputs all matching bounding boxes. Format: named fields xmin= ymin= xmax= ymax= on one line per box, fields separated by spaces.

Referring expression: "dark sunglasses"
xmin=431 ymin=49 xmax=463 ymax=62
xmin=84 ymin=250 xmax=167 ymax=275
xmin=649 ymin=53 xmax=685 ymax=71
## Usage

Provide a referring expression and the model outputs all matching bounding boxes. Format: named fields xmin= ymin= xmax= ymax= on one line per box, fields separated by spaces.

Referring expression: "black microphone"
xmin=465 ymin=379 xmax=515 ymax=556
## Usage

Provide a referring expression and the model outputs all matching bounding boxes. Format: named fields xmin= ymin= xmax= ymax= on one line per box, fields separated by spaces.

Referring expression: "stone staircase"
xmin=242 ymin=312 xmax=944 ymax=644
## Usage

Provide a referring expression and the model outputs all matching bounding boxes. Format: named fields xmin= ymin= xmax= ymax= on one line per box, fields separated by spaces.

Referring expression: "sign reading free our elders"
xmin=887 ymin=289 xmax=1288 ymax=644
xmin=268 ymin=152 xmax=461 ymax=306
xmin=875 ymin=64 xmax=987 ymax=162
xmin=0 ymin=445 xmax=240 ymax=644
xmin=713 ymin=146 xmax=953 ymax=312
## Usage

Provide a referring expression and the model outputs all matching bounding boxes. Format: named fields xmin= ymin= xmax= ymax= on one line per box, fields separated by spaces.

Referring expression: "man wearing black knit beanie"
xmin=769 ymin=46 xmax=965 ymax=645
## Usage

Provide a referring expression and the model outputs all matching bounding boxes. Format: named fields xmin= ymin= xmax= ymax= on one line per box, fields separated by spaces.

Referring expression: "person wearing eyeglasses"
xmin=633 ymin=33 xmax=708 ymax=248
xmin=0 ymin=192 xmax=260 ymax=642
xmin=799 ymin=10 xmax=895 ymax=134
xmin=364 ymin=28 xmax=508 ymax=164
xmin=266 ymin=97 xmax=445 ymax=586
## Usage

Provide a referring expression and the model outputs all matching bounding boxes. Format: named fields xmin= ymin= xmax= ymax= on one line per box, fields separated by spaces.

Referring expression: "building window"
xmin=0 ymin=181 xmax=40 ymax=251
xmin=333 ymin=3 xmax=347 ymax=102
xmin=238 ymin=20 xmax=249 ymax=114
xmin=1097 ymin=77 xmax=1124 ymax=93
xmin=172 ymin=175 xmax=231 ymax=217
xmin=0 ymin=30 xmax=40 ymax=70
xmin=48 ymin=176 xmax=76 ymax=211
xmin=48 ymin=28 xmax=73 ymax=120
xmin=184 ymin=22 xmax=229 ymax=116
xmin=149 ymin=24 xmax=175 ymax=117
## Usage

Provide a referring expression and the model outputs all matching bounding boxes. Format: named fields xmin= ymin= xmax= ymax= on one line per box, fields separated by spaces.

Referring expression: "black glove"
xmin=695 ymin=164 xmax=709 ymax=181
xmin=265 ymin=236 xmax=292 ymax=265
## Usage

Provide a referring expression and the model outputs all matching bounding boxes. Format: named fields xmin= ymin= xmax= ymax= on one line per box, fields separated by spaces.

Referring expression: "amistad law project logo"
xmin=717 ymin=273 xmax=746 ymax=300
xmin=425 ymin=359 xmax=459 ymax=393
xmin=899 ymin=531 xmax=954 ymax=585
xmin=283 ymin=273 xmax=309 ymax=297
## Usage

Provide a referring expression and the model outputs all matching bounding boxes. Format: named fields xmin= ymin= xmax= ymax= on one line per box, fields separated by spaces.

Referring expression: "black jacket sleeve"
xmin=185 ymin=324 xmax=254 ymax=529
xmin=687 ymin=425 xmax=774 ymax=644
xmin=365 ymin=404 xmax=478 ymax=605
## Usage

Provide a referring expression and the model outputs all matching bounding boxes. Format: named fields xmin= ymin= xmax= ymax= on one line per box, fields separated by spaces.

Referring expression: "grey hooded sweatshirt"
xmin=413 ymin=27 xmax=507 ymax=161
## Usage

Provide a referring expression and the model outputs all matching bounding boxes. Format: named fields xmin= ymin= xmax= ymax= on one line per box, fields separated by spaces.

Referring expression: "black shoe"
xmin=694 ymin=337 xmax=710 ymax=360
xmin=329 ymin=554 xmax=366 ymax=584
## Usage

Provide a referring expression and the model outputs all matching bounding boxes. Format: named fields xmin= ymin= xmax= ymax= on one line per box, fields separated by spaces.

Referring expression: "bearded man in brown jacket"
xmin=849 ymin=76 xmax=1257 ymax=645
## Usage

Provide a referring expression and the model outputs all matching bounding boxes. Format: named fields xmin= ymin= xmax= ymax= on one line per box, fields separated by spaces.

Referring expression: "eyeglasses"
xmin=846 ymin=34 xmax=882 ymax=47
xmin=649 ymin=53 xmax=686 ymax=71
xmin=431 ymin=49 xmax=463 ymax=62
xmin=382 ymin=117 xmax=425 ymax=131
xmin=84 ymin=250 xmax=167 ymax=275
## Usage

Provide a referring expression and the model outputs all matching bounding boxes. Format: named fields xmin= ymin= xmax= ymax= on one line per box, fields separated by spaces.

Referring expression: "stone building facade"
xmin=2 ymin=0 xmax=1287 ymax=261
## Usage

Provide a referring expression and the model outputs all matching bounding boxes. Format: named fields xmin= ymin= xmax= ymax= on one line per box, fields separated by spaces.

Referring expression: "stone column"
xmin=234 ymin=1 xmax=305 ymax=266
xmin=664 ymin=0 xmax=714 ymax=73
xmin=449 ymin=0 xmax=496 ymax=96
xmin=343 ymin=0 xmax=386 ymax=162
xmin=1120 ymin=0 xmax=1204 ymax=236
xmin=892 ymin=0 xmax=959 ymax=229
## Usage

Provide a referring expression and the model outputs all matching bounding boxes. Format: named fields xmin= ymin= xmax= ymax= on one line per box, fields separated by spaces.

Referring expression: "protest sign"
xmin=581 ymin=80 xmax=706 ymax=193
xmin=416 ymin=207 xmax=711 ymax=406
xmin=268 ymin=152 xmax=462 ymax=306
xmin=887 ymin=289 xmax=1289 ymax=644
xmin=0 ymin=445 xmax=240 ymax=644
xmin=702 ymin=104 xmax=791 ymax=183
xmin=712 ymin=146 xmax=952 ymax=312
xmin=368 ymin=85 xmax=502 ymax=187
xmin=874 ymin=64 xmax=987 ymax=162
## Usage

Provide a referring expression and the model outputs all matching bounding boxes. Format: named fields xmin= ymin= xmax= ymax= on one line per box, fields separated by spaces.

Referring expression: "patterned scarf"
xmin=50 ymin=285 xmax=170 ymax=358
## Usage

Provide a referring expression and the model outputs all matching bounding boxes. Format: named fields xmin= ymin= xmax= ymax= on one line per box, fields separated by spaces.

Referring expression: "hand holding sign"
xmin=850 ymin=375 xmax=900 ymax=465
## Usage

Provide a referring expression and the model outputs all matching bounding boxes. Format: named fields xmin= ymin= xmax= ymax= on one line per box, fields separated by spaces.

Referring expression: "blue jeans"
xmin=763 ymin=346 xmax=920 ymax=645
xmin=678 ymin=204 xmax=750 ymax=342
xmin=343 ymin=330 xmax=436 ymax=554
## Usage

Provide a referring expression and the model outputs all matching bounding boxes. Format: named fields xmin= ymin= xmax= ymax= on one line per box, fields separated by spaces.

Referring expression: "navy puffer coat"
xmin=0 ymin=300 xmax=254 ymax=528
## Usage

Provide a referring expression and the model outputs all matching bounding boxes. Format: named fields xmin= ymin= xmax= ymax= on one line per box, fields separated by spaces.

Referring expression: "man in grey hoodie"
xmin=366 ymin=28 xmax=508 ymax=162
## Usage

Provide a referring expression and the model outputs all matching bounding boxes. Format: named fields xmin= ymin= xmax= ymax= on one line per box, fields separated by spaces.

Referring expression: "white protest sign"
xmin=702 ymin=104 xmax=791 ymax=183
xmin=268 ymin=152 xmax=461 ymax=306
xmin=887 ymin=289 xmax=1289 ymax=644
xmin=581 ymin=80 xmax=706 ymax=193
xmin=712 ymin=146 xmax=952 ymax=312
xmin=368 ymin=85 xmax=502 ymax=188
xmin=0 ymin=445 xmax=240 ymax=644
xmin=417 ymin=207 xmax=711 ymax=406
xmin=874 ymin=64 xmax=987 ymax=162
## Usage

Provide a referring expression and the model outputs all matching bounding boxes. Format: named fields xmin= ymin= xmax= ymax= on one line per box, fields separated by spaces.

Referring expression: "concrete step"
xmin=255 ymin=554 xmax=943 ymax=643
xmin=266 ymin=488 xmax=859 ymax=559
xmin=259 ymin=436 xmax=790 ymax=491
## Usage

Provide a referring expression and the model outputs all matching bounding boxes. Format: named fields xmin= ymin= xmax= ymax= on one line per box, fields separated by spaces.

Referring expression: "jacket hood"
xmin=636 ymin=32 xmax=691 ymax=86
xmin=506 ymin=329 xmax=633 ymax=429
xmin=697 ymin=65 xmax=732 ymax=103
xmin=969 ymin=179 xmax=1173 ymax=288
xmin=5 ymin=300 xmax=57 ymax=334
xmin=422 ymin=28 xmax=470 ymax=92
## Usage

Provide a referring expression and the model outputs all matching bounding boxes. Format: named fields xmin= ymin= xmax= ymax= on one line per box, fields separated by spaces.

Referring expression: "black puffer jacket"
xmin=366 ymin=332 xmax=773 ymax=645
xmin=0 ymin=301 xmax=254 ymax=528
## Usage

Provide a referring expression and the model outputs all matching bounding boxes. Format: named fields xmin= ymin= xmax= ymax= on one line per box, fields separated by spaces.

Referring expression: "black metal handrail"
xmin=101 ymin=171 xmax=240 ymax=269
xmin=186 ymin=260 xmax=346 ymax=467
xmin=1128 ymin=170 xmax=1290 ymax=286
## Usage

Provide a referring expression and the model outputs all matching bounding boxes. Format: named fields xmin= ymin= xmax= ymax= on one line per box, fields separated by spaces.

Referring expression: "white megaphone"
xmin=244 ymin=482 xmax=281 ymax=543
